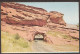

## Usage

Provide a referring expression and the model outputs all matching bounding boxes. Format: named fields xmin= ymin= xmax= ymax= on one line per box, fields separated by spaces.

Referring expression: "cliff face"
xmin=1 ymin=2 xmax=66 ymax=26
xmin=1 ymin=2 xmax=49 ymax=26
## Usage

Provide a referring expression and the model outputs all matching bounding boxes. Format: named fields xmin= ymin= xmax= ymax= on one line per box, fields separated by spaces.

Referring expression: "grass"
xmin=14 ymin=33 xmax=20 ymax=40
xmin=47 ymin=30 xmax=78 ymax=40
xmin=1 ymin=31 xmax=32 ymax=52
xmin=47 ymin=30 xmax=66 ymax=38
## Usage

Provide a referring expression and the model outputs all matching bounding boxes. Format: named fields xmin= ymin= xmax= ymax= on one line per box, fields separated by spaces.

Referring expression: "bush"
xmin=14 ymin=33 xmax=20 ymax=40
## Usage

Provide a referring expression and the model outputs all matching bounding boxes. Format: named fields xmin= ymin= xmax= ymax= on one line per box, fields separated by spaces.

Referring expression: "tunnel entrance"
xmin=34 ymin=32 xmax=46 ymax=41
xmin=34 ymin=34 xmax=44 ymax=40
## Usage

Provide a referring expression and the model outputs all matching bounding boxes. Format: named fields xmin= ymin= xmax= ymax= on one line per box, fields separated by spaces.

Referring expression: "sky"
xmin=18 ymin=2 xmax=79 ymax=25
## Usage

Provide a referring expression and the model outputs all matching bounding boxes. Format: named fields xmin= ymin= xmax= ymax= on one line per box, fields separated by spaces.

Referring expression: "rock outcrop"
xmin=49 ymin=11 xmax=66 ymax=25
xmin=1 ymin=2 xmax=66 ymax=26
xmin=1 ymin=2 xmax=49 ymax=26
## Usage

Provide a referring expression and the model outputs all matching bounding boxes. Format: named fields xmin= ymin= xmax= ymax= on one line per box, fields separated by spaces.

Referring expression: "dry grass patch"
xmin=47 ymin=30 xmax=78 ymax=41
xmin=1 ymin=31 xmax=32 ymax=53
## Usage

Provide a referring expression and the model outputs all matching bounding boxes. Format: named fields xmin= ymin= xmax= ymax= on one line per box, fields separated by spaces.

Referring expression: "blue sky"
xmin=18 ymin=2 xmax=79 ymax=25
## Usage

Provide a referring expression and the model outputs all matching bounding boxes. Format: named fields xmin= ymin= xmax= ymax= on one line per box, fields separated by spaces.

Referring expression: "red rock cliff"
xmin=49 ymin=11 xmax=66 ymax=25
xmin=1 ymin=2 xmax=66 ymax=26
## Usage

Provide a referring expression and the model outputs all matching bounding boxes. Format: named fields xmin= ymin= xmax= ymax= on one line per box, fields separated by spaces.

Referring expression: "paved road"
xmin=32 ymin=40 xmax=55 ymax=52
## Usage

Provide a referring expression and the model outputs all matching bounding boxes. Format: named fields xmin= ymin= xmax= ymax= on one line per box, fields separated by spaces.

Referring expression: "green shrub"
xmin=63 ymin=35 xmax=69 ymax=39
xmin=14 ymin=33 xmax=20 ymax=40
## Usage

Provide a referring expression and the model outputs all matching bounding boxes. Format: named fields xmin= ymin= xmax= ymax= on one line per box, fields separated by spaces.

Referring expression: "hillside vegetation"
xmin=1 ymin=31 xmax=32 ymax=52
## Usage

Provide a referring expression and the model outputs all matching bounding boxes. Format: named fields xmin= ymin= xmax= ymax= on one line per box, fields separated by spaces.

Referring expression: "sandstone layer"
xmin=1 ymin=2 xmax=66 ymax=26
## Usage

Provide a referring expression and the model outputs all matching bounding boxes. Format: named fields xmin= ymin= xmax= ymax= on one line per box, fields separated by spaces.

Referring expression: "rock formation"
xmin=1 ymin=2 xmax=66 ymax=26
xmin=1 ymin=2 xmax=79 ymax=45
xmin=49 ymin=11 xmax=66 ymax=25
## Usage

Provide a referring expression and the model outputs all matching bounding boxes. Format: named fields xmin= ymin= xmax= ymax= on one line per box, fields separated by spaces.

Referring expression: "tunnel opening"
xmin=34 ymin=34 xmax=44 ymax=40
xmin=34 ymin=32 xmax=46 ymax=41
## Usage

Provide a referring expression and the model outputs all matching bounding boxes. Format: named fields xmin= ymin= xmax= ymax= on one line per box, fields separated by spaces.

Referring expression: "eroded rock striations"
xmin=1 ymin=2 xmax=66 ymax=26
